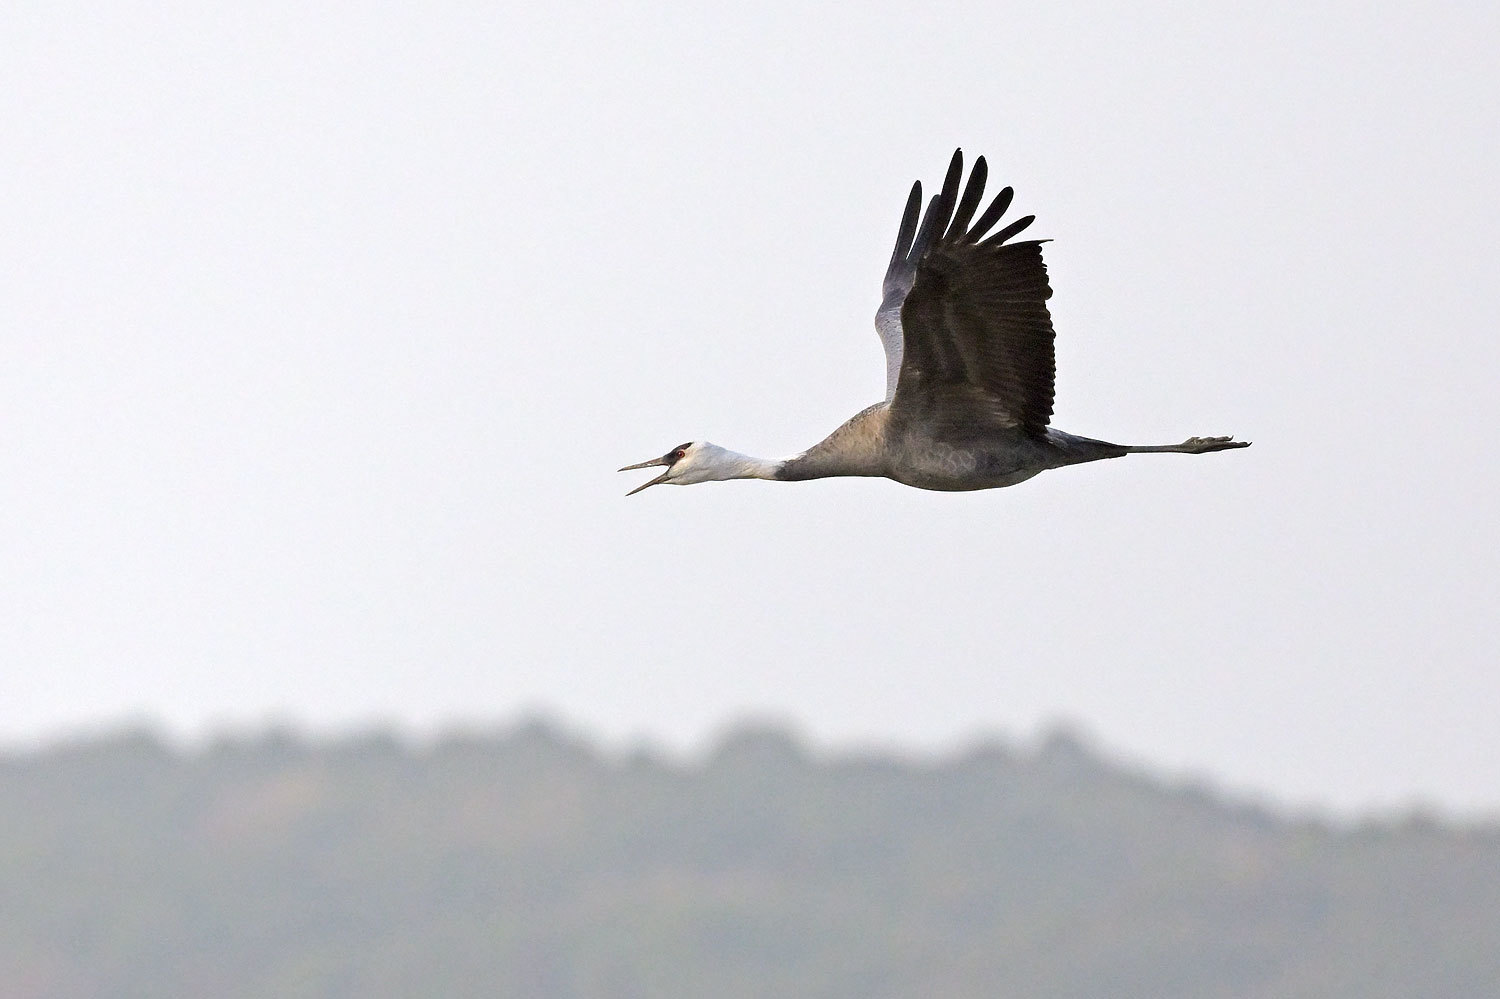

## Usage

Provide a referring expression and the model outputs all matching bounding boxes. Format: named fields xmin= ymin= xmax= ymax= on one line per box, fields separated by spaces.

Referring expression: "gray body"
xmin=781 ymin=404 xmax=1127 ymax=491
xmin=620 ymin=150 xmax=1247 ymax=497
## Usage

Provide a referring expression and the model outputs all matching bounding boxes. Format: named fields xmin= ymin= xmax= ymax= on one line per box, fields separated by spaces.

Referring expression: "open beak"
xmin=618 ymin=454 xmax=673 ymax=496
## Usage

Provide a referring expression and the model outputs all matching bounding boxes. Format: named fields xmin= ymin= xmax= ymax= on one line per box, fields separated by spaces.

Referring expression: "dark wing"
xmin=887 ymin=149 xmax=1056 ymax=439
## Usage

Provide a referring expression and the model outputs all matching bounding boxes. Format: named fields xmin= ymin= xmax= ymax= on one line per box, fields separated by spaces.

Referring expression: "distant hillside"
xmin=2 ymin=721 xmax=1497 ymax=999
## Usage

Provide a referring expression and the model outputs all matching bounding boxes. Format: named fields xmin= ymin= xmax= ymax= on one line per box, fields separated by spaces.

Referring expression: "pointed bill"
xmin=624 ymin=472 xmax=669 ymax=496
xmin=618 ymin=456 xmax=671 ymax=472
xmin=619 ymin=453 xmax=672 ymax=496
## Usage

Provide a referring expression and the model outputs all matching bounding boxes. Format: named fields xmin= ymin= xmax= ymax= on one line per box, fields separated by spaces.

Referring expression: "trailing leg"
xmin=1124 ymin=435 xmax=1251 ymax=454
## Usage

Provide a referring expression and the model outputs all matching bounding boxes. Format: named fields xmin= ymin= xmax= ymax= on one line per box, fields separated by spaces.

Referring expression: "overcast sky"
xmin=3 ymin=0 xmax=1497 ymax=814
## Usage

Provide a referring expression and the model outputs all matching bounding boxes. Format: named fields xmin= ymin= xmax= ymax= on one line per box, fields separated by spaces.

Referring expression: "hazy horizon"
xmin=5 ymin=710 xmax=1493 ymax=826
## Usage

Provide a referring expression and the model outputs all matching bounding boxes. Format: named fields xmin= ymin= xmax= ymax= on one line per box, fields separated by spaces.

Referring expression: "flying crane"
xmin=621 ymin=150 xmax=1248 ymax=496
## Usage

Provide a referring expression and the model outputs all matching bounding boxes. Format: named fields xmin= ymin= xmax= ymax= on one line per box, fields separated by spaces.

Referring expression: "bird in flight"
xmin=621 ymin=150 xmax=1248 ymax=496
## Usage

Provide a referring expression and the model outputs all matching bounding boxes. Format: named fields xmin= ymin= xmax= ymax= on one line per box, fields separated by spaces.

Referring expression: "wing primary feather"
xmin=886 ymin=181 xmax=922 ymax=279
xmin=982 ymin=214 xmax=1036 ymax=246
xmin=965 ymin=185 xmax=1014 ymax=243
xmin=910 ymin=194 xmax=947 ymax=265
xmin=933 ymin=149 xmax=963 ymax=228
xmin=944 ymin=156 xmax=987 ymax=241
xmin=909 ymin=150 xmax=964 ymax=264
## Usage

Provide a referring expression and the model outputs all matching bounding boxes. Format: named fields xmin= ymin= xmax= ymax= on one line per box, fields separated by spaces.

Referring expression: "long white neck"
xmin=699 ymin=444 xmax=786 ymax=482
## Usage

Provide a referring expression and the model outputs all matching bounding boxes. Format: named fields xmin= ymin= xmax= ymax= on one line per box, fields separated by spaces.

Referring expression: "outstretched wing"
xmin=883 ymin=150 xmax=1056 ymax=439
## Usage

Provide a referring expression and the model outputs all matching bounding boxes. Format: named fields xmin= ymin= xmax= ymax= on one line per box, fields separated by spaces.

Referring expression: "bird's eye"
xmin=674 ymin=449 xmax=687 ymax=461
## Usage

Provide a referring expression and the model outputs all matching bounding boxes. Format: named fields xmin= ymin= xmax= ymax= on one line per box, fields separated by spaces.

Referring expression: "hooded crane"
xmin=621 ymin=150 xmax=1249 ymax=496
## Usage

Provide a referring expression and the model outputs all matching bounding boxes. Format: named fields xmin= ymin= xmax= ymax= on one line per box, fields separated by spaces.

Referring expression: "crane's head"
xmin=619 ymin=441 xmax=764 ymax=495
xmin=618 ymin=442 xmax=707 ymax=495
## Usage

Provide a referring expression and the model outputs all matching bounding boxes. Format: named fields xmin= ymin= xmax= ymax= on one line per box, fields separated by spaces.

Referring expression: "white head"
xmin=618 ymin=442 xmax=779 ymax=495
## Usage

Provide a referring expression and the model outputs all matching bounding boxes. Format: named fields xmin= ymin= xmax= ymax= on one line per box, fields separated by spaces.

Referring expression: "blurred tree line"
xmin=1 ymin=720 xmax=1497 ymax=998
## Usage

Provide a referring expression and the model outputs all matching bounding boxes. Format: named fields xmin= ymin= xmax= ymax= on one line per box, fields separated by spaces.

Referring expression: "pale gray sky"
xmin=3 ymin=1 xmax=1497 ymax=813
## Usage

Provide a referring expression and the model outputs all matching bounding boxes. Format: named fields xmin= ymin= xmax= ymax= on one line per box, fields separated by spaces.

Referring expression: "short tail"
xmin=1125 ymin=435 xmax=1251 ymax=454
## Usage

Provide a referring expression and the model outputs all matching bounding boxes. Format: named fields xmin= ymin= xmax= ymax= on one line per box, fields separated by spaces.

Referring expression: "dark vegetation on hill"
xmin=2 ymin=721 xmax=1497 ymax=998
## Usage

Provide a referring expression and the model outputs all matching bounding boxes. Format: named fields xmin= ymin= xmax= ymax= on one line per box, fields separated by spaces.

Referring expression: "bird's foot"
xmin=1179 ymin=435 xmax=1251 ymax=453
